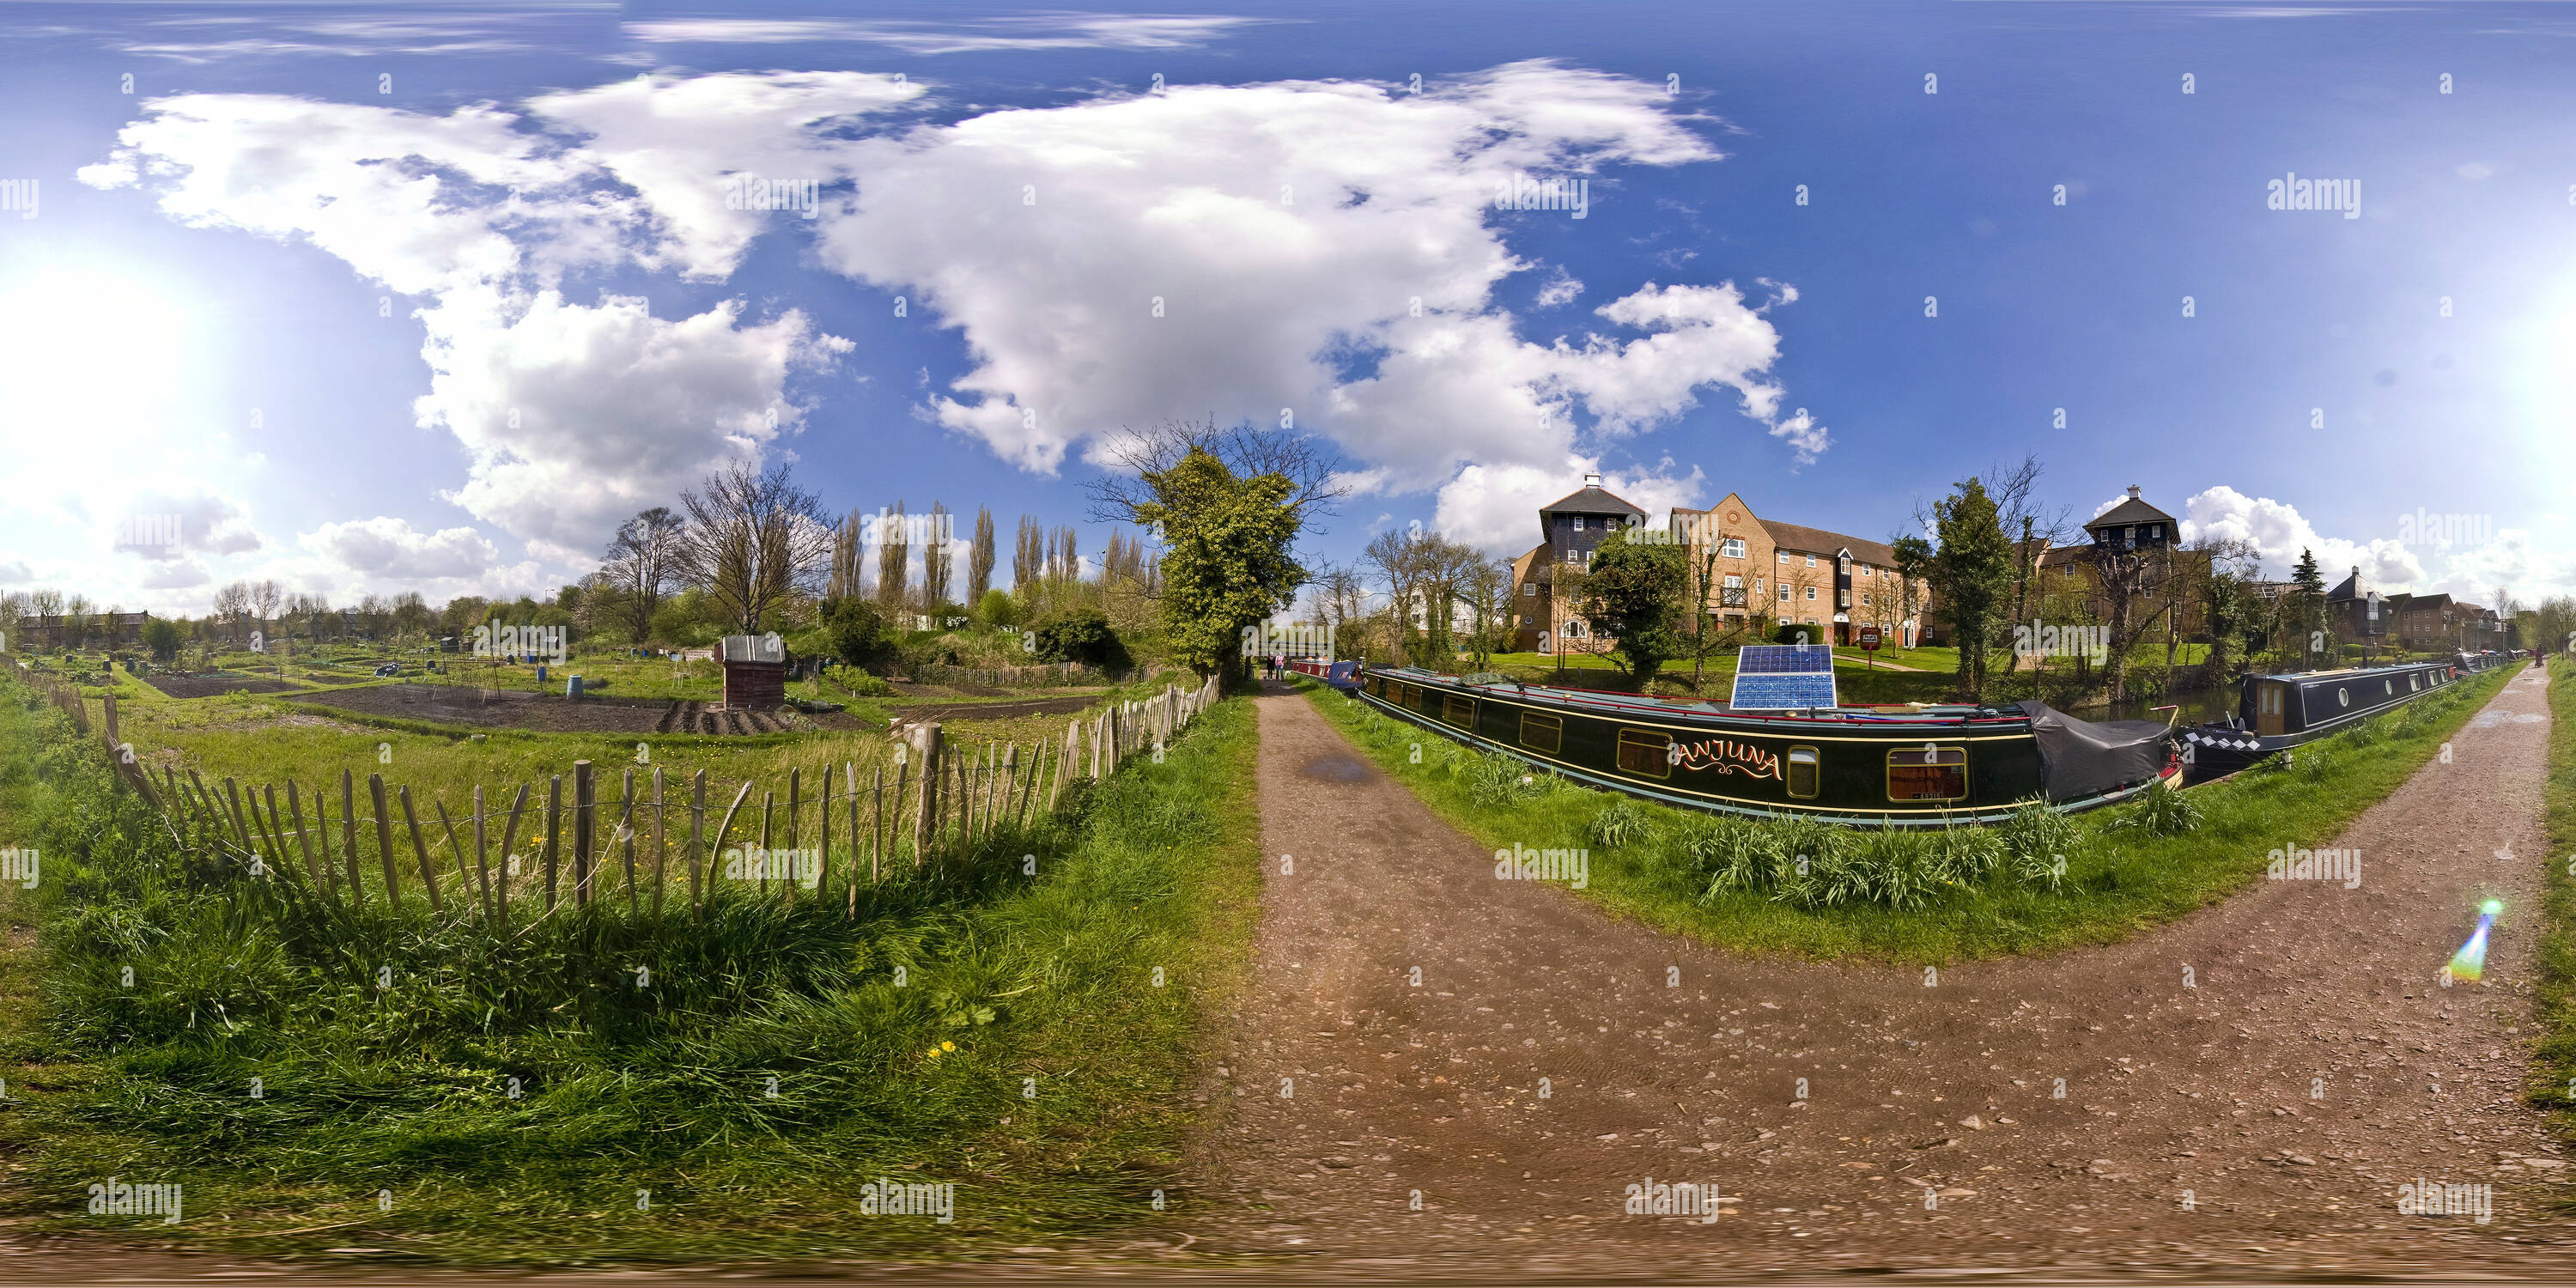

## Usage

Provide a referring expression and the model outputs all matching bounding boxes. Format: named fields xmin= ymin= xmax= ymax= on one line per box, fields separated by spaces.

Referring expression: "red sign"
xmin=1857 ymin=627 xmax=1882 ymax=651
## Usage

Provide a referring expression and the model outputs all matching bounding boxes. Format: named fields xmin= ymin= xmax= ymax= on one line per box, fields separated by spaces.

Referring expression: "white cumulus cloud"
xmin=300 ymin=517 xmax=499 ymax=580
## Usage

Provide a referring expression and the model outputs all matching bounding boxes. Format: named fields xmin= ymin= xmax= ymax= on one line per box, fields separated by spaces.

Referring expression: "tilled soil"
xmin=141 ymin=674 xmax=307 ymax=698
xmin=297 ymin=683 xmax=787 ymax=737
xmin=890 ymin=694 xmax=1106 ymax=722
xmin=1185 ymin=668 xmax=2574 ymax=1277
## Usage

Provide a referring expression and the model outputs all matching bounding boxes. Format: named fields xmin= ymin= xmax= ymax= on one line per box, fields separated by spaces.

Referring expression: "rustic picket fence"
xmin=94 ymin=674 xmax=1220 ymax=927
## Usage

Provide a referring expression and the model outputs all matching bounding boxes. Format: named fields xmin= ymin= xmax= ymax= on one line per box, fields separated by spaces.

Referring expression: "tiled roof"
xmin=1757 ymin=518 xmax=1899 ymax=568
xmin=1538 ymin=484 xmax=1646 ymax=518
xmin=2087 ymin=496 xmax=2178 ymax=530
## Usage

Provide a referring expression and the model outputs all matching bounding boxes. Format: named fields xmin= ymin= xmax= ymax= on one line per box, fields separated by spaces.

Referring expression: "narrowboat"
xmin=1285 ymin=657 xmax=1361 ymax=691
xmin=2178 ymin=658 xmax=2469 ymax=783
xmin=1336 ymin=665 xmax=2180 ymax=827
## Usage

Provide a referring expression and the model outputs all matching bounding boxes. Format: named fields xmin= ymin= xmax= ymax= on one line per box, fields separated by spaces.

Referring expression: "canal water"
xmin=2068 ymin=685 xmax=2236 ymax=726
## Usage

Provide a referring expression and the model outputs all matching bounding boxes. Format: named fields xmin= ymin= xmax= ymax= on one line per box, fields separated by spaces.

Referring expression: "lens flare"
xmin=2447 ymin=907 xmax=2499 ymax=983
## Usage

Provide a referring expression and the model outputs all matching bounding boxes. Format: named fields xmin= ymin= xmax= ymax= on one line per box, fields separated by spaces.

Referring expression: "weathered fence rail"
xmin=81 ymin=673 xmax=1221 ymax=925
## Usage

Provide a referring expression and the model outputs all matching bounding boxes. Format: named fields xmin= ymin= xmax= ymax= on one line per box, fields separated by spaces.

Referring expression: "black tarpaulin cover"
xmin=2014 ymin=702 xmax=2172 ymax=802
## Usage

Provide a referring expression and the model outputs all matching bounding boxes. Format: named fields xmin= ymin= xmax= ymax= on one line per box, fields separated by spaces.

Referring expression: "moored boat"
xmin=2179 ymin=658 xmax=2469 ymax=783
xmin=1337 ymin=665 xmax=2178 ymax=827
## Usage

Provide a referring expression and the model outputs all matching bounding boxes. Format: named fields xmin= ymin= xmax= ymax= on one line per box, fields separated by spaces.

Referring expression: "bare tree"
xmin=672 ymin=461 xmax=835 ymax=635
xmin=969 ymin=507 xmax=996 ymax=605
xmin=210 ymin=581 xmax=252 ymax=646
xmin=1363 ymin=528 xmax=1423 ymax=664
xmin=601 ymin=507 xmax=685 ymax=643
xmin=1012 ymin=514 xmax=1041 ymax=594
xmin=922 ymin=501 xmax=955 ymax=611
xmin=1091 ymin=416 xmax=1346 ymax=535
xmin=875 ymin=500 xmax=910 ymax=615
xmin=250 ymin=580 xmax=283 ymax=635
xmin=828 ymin=509 xmax=868 ymax=601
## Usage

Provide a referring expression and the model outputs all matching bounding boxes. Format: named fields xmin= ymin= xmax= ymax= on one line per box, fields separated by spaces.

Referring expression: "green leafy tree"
xmin=1577 ymin=530 xmax=1688 ymax=690
xmin=976 ymin=587 xmax=1018 ymax=629
xmin=2290 ymin=547 xmax=2326 ymax=667
xmin=1891 ymin=534 xmax=1934 ymax=647
xmin=1930 ymin=478 xmax=2014 ymax=700
xmin=821 ymin=597 xmax=898 ymax=673
xmin=141 ymin=617 xmax=183 ymax=663
xmin=1031 ymin=607 xmax=1131 ymax=671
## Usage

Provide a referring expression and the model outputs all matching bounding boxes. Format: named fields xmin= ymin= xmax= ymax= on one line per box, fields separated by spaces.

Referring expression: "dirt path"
xmin=1188 ymin=668 xmax=2573 ymax=1277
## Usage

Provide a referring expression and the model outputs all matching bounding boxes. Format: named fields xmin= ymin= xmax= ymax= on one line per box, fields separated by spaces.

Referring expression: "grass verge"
xmin=1295 ymin=665 xmax=2518 ymax=963
xmin=2533 ymin=655 xmax=2574 ymax=1155
xmin=0 ymin=668 xmax=1261 ymax=1267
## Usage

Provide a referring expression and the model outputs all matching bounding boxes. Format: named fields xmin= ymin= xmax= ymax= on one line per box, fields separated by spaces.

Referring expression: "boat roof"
xmin=2250 ymin=660 xmax=2445 ymax=683
xmin=1368 ymin=666 xmax=2025 ymax=726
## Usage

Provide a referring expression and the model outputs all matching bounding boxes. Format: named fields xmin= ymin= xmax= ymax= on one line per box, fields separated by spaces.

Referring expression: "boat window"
xmin=1887 ymin=745 xmax=1968 ymax=802
xmin=1615 ymin=729 xmax=1673 ymax=780
xmin=1787 ymin=746 xmax=1820 ymax=799
xmin=2409 ymin=674 xmax=2420 ymax=691
xmin=1519 ymin=711 xmax=1562 ymax=754
xmin=1441 ymin=694 xmax=1476 ymax=728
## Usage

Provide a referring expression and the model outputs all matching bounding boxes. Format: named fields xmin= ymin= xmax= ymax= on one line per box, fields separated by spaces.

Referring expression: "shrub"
xmin=1031 ymin=609 xmax=1130 ymax=671
xmin=821 ymin=597 xmax=899 ymax=673
xmin=977 ymin=588 xmax=1018 ymax=629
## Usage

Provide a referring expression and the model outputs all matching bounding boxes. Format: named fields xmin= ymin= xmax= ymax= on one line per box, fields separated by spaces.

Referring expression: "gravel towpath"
xmin=1183 ymin=669 xmax=2573 ymax=1278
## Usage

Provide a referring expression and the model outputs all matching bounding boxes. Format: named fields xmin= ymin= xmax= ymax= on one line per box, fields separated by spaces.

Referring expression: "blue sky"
xmin=2 ymin=0 xmax=2570 ymax=617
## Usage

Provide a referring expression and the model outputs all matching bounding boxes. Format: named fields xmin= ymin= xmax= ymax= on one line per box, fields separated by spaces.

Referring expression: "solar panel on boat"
xmin=1731 ymin=645 xmax=1838 ymax=710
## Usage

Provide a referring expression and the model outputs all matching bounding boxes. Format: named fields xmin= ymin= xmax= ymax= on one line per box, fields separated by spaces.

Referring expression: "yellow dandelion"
xmin=940 ymin=1040 xmax=956 ymax=1052
xmin=927 ymin=1047 xmax=943 ymax=1059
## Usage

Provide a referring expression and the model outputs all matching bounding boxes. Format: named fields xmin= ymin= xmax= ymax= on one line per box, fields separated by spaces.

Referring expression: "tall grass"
xmin=2532 ymin=655 xmax=2575 ymax=1164
xmin=1296 ymin=664 xmax=2516 ymax=962
xmin=0 ymin=667 xmax=1262 ymax=1265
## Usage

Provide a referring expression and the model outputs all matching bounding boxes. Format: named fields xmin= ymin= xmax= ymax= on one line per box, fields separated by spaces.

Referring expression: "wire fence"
xmin=51 ymin=673 xmax=1221 ymax=933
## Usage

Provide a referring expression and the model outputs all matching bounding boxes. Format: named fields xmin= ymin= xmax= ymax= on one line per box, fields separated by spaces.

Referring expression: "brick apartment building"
xmin=1506 ymin=481 xmax=1931 ymax=651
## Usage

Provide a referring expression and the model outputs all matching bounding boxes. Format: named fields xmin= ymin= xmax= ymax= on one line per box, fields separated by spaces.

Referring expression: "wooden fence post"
xmin=689 ymin=769 xmax=708 ymax=911
xmin=908 ymin=721 xmax=943 ymax=858
xmin=572 ymin=762 xmax=594 ymax=908
xmin=368 ymin=773 xmax=402 ymax=910
xmin=544 ymin=774 xmax=563 ymax=910
xmin=399 ymin=785 xmax=441 ymax=912
xmin=651 ymin=766 xmax=668 ymax=919
xmin=342 ymin=770 xmax=363 ymax=905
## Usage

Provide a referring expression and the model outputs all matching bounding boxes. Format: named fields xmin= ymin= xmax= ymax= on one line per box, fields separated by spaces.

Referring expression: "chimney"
xmin=2125 ymin=484 xmax=2142 ymax=501
xmin=1583 ymin=472 xmax=1603 ymax=487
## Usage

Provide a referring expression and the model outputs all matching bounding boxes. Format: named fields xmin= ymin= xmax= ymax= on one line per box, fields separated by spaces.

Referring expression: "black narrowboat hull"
xmin=1344 ymin=666 xmax=2178 ymax=828
xmin=2178 ymin=658 xmax=2476 ymax=783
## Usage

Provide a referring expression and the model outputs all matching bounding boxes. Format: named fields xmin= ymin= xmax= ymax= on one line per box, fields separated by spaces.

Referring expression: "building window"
xmin=1614 ymin=729 xmax=1673 ymax=780
xmin=1838 ymin=590 xmax=1850 ymax=608
xmin=1786 ymin=746 xmax=1820 ymax=799
xmin=1722 ymin=537 xmax=1745 ymax=558
xmin=1519 ymin=711 xmax=1562 ymax=754
xmin=1778 ymin=551 xmax=1790 ymax=564
xmin=2147 ymin=524 xmax=2160 ymax=539
xmin=1522 ymin=583 xmax=1535 ymax=597
xmin=1805 ymin=586 xmax=1817 ymax=601
xmin=1778 ymin=586 xmax=1790 ymax=603
xmin=1838 ymin=554 xmax=1850 ymax=574
xmin=1572 ymin=516 xmax=1585 ymax=531
xmin=1862 ymin=592 xmax=1872 ymax=607
xmin=1887 ymin=746 xmax=1967 ymax=802
xmin=1806 ymin=555 xmax=1817 ymax=568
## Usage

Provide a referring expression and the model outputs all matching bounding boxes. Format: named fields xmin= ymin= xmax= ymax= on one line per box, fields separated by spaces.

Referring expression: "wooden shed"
xmin=720 ymin=635 xmax=787 ymax=710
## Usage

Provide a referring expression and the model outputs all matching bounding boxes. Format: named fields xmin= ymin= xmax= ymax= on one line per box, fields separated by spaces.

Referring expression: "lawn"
xmin=0 ymin=665 xmax=1264 ymax=1265
xmin=1293 ymin=663 xmax=2518 ymax=963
